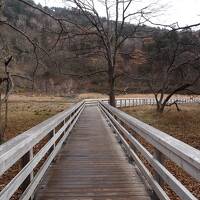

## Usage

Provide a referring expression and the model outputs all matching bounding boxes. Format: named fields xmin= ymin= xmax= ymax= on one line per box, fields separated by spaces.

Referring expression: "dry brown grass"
xmin=78 ymin=93 xmax=108 ymax=99
xmin=122 ymin=104 xmax=200 ymax=149
xmin=3 ymin=100 xmax=70 ymax=141
xmin=8 ymin=94 xmax=67 ymax=102
xmin=121 ymin=104 xmax=200 ymax=199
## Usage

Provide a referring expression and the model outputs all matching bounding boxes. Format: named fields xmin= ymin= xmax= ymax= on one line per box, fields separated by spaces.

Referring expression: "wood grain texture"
xmin=100 ymin=101 xmax=200 ymax=182
xmin=35 ymin=105 xmax=151 ymax=200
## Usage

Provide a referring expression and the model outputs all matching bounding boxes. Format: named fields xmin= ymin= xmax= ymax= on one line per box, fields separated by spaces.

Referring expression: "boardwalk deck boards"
xmin=35 ymin=105 xmax=151 ymax=200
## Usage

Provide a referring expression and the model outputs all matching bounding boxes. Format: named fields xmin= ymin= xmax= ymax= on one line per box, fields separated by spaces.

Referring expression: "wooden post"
xmin=48 ymin=128 xmax=56 ymax=155
xmin=153 ymin=149 xmax=164 ymax=187
xmin=63 ymin=118 xmax=68 ymax=145
xmin=21 ymin=148 xmax=34 ymax=194
xmin=53 ymin=129 xmax=56 ymax=149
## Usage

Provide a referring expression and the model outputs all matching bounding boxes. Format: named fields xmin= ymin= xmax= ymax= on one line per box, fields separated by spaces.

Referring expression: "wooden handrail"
xmin=0 ymin=101 xmax=85 ymax=200
xmin=99 ymin=101 xmax=200 ymax=200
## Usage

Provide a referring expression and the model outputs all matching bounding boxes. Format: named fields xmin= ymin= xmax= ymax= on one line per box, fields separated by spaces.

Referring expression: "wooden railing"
xmin=0 ymin=101 xmax=85 ymax=200
xmin=99 ymin=101 xmax=200 ymax=200
xmin=102 ymin=97 xmax=200 ymax=108
xmin=0 ymin=98 xmax=199 ymax=200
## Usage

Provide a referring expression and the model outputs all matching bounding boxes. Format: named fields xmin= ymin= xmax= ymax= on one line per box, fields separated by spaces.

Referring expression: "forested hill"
xmin=0 ymin=0 xmax=200 ymax=95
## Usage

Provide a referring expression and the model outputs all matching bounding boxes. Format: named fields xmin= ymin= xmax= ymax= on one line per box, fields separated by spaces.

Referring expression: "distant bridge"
xmin=0 ymin=98 xmax=199 ymax=200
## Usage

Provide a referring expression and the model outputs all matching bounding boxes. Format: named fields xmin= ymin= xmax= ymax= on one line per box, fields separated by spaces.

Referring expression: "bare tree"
xmin=145 ymin=30 xmax=200 ymax=112
xmin=0 ymin=56 xmax=13 ymax=142
xmin=63 ymin=0 xmax=161 ymax=106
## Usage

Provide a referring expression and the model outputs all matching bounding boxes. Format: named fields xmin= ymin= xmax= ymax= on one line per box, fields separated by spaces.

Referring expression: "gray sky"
xmin=34 ymin=0 xmax=200 ymax=27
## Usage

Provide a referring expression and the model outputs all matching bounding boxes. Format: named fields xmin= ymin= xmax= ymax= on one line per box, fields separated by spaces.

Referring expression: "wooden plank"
xmin=35 ymin=106 xmax=151 ymax=200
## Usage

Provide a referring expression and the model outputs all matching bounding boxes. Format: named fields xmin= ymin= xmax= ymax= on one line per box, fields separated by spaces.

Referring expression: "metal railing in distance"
xmin=102 ymin=98 xmax=200 ymax=108
xmin=0 ymin=101 xmax=85 ymax=200
xmin=99 ymin=101 xmax=200 ymax=200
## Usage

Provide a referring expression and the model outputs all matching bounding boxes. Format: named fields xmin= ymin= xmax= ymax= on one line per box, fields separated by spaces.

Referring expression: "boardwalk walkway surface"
xmin=35 ymin=105 xmax=151 ymax=200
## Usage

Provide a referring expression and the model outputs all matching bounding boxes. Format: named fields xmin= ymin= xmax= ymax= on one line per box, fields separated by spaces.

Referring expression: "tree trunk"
xmin=156 ymin=102 xmax=160 ymax=112
xmin=156 ymin=103 xmax=165 ymax=113
xmin=155 ymin=95 xmax=165 ymax=113
xmin=109 ymin=85 xmax=116 ymax=107
xmin=108 ymin=68 xmax=116 ymax=107
xmin=0 ymin=93 xmax=2 ymax=143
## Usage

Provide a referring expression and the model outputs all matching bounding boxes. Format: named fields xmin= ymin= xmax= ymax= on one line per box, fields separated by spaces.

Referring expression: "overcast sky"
xmin=34 ymin=0 xmax=200 ymax=27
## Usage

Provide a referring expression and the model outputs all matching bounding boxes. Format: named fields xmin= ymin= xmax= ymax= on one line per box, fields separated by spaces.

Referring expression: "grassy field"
xmin=121 ymin=104 xmax=200 ymax=199
xmin=121 ymin=104 xmax=200 ymax=150
xmin=2 ymin=95 xmax=71 ymax=141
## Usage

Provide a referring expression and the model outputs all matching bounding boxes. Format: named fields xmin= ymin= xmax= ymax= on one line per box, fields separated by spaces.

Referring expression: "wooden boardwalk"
xmin=35 ymin=105 xmax=151 ymax=200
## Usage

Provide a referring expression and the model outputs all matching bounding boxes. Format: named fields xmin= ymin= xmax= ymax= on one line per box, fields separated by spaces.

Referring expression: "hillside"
xmin=0 ymin=0 xmax=155 ymax=94
xmin=1 ymin=0 xmax=200 ymax=95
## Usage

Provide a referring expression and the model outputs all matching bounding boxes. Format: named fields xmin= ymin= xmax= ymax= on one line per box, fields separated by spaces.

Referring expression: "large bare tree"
xmin=63 ymin=0 xmax=161 ymax=106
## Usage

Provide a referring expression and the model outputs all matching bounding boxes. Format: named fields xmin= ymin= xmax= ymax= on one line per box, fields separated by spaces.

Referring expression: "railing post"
xmin=21 ymin=148 xmax=34 ymax=197
xmin=153 ymin=148 xmax=164 ymax=186
xmin=53 ymin=128 xmax=56 ymax=149
xmin=63 ymin=118 xmax=67 ymax=144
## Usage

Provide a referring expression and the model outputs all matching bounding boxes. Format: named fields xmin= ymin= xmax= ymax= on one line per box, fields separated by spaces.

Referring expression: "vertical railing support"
xmin=153 ymin=148 xmax=164 ymax=187
xmin=21 ymin=148 xmax=34 ymax=198
xmin=53 ymin=128 xmax=56 ymax=150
